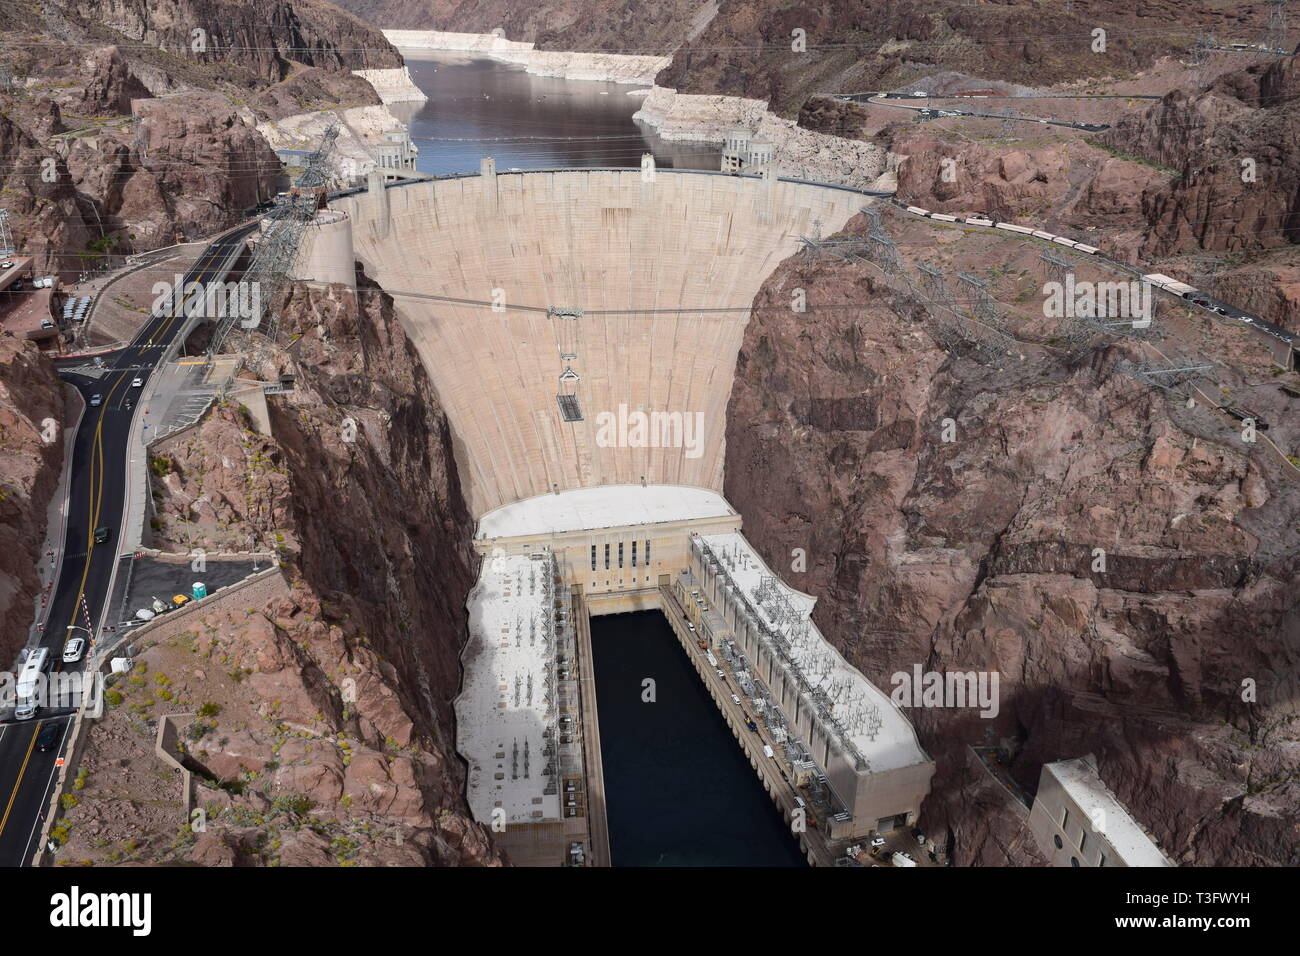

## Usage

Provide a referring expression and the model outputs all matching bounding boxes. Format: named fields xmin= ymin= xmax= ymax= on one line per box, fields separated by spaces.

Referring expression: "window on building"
xmin=604 ymin=544 xmax=610 ymax=570
xmin=1061 ymin=808 xmax=1070 ymax=829
xmin=1098 ymin=854 xmax=1106 ymax=868
xmin=645 ymin=539 xmax=651 ymax=565
xmin=1070 ymin=857 xmax=1079 ymax=867
xmin=631 ymin=541 xmax=637 ymax=566
xmin=618 ymin=543 xmax=624 ymax=568
xmin=1079 ymin=831 xmax=1088 ymax=854
xmin=590 ymin=545 xmax=596 ymax=571
xmin=1053 ymin=834 xmax=1063 ymax=850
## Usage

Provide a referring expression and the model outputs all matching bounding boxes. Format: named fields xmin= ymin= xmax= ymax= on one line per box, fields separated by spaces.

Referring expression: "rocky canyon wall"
xmin=0 ymin=338 xmax=66 ymax=665
xmin=721 ymin=217 xmax=1300 ymax=866
xmin=0 ymin=0 xmax=400 ymax=273
xmin=59 ymin=270 xmax=500 ymax=865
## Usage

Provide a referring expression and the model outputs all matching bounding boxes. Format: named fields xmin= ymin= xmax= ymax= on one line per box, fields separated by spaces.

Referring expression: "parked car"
xmin=62 ymin=637 xmax=85 ymax=663
xmin=730 ymin=694 xmax=741 ymax=705
xmin=134 ymin=608 xmax=156 ymax=622
xmin=89 ymin=394 xmax=103 ymax=407
xmin=870 ymin=836 xmax=887 ymax=850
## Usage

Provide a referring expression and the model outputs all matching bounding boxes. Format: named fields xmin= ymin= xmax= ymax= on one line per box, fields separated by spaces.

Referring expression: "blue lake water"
xmin=390 ymin=52 xmax=721 ymax=176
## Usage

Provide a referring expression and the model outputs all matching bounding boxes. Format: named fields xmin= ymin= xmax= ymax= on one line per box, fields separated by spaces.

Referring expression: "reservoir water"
xmin=590 ymin=611 xmax=807 ymax=867
xmin=390 ymin=52 xmax=721 ymax=176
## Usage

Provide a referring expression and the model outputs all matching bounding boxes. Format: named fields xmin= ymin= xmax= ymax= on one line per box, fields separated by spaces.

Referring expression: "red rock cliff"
xmin=722 ymin=227 xmax=1300 ymax=866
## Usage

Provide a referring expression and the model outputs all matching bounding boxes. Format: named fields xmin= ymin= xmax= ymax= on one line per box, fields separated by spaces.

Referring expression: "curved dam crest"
xmin=331 ymin=169 xmax=866 ymax=517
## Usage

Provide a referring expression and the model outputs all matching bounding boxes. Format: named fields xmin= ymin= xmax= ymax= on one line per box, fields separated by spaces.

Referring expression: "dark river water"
xmin=389 ymin=52 xmax=720 ymax=176
xmin=590 ymin=611 xmax=807 ymax=867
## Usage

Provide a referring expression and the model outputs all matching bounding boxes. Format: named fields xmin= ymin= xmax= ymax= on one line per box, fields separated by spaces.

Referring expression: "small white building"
xmin=373 ymin=128 xmax=419 ymax=179
xmin=720 ymin=129 xmax=776 ymax=175
xmin=721 ymin=129 xmax=751 ymax=172
xmin=1028 ymin=756 xmax=1172 ymax=867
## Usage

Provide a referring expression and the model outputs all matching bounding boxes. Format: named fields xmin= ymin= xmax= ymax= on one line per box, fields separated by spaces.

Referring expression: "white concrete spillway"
xmin=332 ymin=169 xmax=867 ymax=518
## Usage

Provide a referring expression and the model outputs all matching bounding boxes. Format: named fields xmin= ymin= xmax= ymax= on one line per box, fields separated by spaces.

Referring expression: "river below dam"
xmin=389 ymin=52 xmax=720 ymax=175
xmin=590 ymin=611 xmax=807 ymax=867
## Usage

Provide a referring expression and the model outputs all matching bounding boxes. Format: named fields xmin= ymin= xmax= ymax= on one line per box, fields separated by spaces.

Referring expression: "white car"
xmin=870 ymin=836 xmax=886 ymax=849
xmin=134 ymin=608 xmax=156 ymax=622
xmin=62 ymin=637 xmax=85 ymax=663
xmin=893 ymin=852 xmax=917 ymax=868
xmin=730 ymin=694 xmax=741 ymax=705
xmin=131 ymin=377 xmax=143 ymax=388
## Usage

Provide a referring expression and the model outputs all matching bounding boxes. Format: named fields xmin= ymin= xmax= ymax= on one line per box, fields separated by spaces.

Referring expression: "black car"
xmin=35 ymin=721 xmax=62 ymax=752
xmin=93 ymin=526 xmax=111 ymax=544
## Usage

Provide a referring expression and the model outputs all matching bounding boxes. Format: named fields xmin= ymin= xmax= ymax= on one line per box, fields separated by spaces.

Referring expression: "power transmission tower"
xmin=1266 ymin=0 xmax=1288 ymax=52
xmin=957 ymin=272 xmax=1015 ymax=356
xmin=1190 ymin=33 xmax=1217 ymax=87
xmin=957 ymin=272 xmax=1001 ymax=327
xmin=1039 ymin=249 xmax=1072 ymax=286
xmin=863 ymin=205 xmax=887 ymax=240
xmin=866 ymin=233 xmax=904 ymax=275
xmin=211 ymin=123 xmax=340 ymax=353
xmin=1188 ymin=255 xmax=1225 ymax=296
xmin=998 ymin=108 xmax=1018 ymax=141
xmin=916 ymin=262 xmax=965 ymax=350
xmin=1117 ymin=356 xmax=1214 ymax=396
xmin=0 ymin=209 xmax=14 ymax=257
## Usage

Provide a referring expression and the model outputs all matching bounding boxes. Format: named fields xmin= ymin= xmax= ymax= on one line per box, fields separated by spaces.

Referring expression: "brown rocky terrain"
xmin=56 ymin=269 xmax=498 ymax=865
xmin=0 ymin=0 xmax=400 ymax=274
xmin=890 ymin=129 xmax=1167 ymax=239
xmin=68 ymin=0 xmax=402 ymax=82
xmin=722 ymin=213 xmax=1300 ymax=866
xmin=347 ymin=0 xmax=1269 ymax=110
xmin=0 ymin=336 xmax=66 ymax=664
xmin=56 ymin=570 xmax=498 ymax=865
xmin=1101 ymin=52 xmax=1300 ymax=321
xmin=331 ymin=0 xmax=711 ymax=51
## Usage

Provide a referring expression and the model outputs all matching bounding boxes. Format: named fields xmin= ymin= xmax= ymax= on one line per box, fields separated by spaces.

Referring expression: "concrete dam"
xmin=330 ymin=165 xmax=867 ymax=516
xmin=309 ymin=165 xmax=934 ymax=866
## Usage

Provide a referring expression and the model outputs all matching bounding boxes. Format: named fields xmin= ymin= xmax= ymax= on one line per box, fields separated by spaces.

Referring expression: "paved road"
xmin=0 ymin=225 xmax=253 ymax=867
xmin=838 ymin=93 xmax=1110 ymax=131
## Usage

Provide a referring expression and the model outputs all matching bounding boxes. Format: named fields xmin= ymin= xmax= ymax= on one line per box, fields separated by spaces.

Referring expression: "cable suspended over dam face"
xmin=328 ymin=166 xmax=870 ymax=517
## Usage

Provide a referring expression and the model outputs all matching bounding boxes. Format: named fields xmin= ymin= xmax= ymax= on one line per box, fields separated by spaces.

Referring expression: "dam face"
xmin=333 ymin=169 xmax=865 ymax=517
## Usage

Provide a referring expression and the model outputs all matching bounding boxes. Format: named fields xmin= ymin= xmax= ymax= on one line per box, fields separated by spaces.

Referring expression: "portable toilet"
xmin=192 ymin=581 xmax=208 ymax=600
